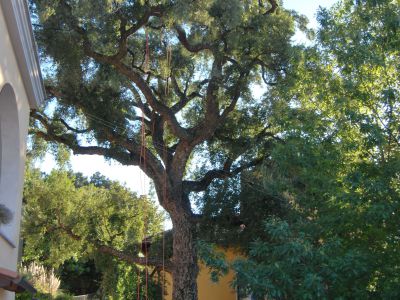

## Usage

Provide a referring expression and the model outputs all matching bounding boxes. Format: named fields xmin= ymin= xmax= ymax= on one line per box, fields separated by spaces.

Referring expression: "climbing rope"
xmin=136 ymin=27 xmax=172 ymax=300
xmin=161 ymin=31 xmax=172 ymax=300
xmin=137 ymin=27 xmax=151 ymax=300
xmin=144 ymin=29 xmax=150 ymax=73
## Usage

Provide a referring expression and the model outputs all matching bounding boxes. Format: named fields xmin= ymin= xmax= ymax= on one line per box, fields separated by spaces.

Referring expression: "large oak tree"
xmin=29 ymin=1 xmax=298 ymax=298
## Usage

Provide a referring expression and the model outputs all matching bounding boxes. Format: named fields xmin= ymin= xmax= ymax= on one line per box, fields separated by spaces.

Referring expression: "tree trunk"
xmin=171 ymin=209 xmax=199 ymax=300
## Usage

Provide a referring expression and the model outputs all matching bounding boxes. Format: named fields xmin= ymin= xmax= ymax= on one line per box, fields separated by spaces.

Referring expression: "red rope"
xmin=142 ymin=28 xmax=151 ymax=300
xmin=141 ymin=113 xmax=148 ymax=300
xmin=137 ymin=269 xmax=140 ymax=300
xmin=161 ymin=44 xmax=171 ymax=299
xmin=145 ymin=29 xmax=150 ymax=72
xmin=162 ymin=146 xmax=167 ymax=299
xmin=137 ymin=29 xmax=169 ymax=300
xmin=145 ymin=237 xmax=148 ymax=300
xmin=136 ymin=27 xmax=151 ymax=300
xmin=137 ymin=113 xmax=145 ymax=300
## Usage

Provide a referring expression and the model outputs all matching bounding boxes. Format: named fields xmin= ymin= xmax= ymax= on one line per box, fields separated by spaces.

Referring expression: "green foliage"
xmin=197 ymin=166 xmax=290 ymax=250
xmin=28 ymin=0 xmax=299 ymax=183
xmin=58 ymin=259 xmax=101 ymax=295
xmin=146 ymin=229 xmax=173 ymax=262
xmin=54 ymin=293 xmax=74 ymax=300
xmin=16 ymin=291 xmax=73 ymax=300
xmin=23 ymin=167 xmax=164 ymax=267
xmin=196 ymin=240 xmax=229 ymax=282
xmin=94 ymin=254 xmax=162 ymax=300
xmin=22 ymin=165 xmax=164 ymax=297
xmin=232 ymin=0 xmax=400 ymax=298
xmin=107 ymin=261 xmax=162 ymax=300
xmin=28 ymin=1 xmax=300 ymax=296
xmin=233 ymin=218 xmax=370 ymax=299
xmin=28 ymin=0 xmax=400 ymax=298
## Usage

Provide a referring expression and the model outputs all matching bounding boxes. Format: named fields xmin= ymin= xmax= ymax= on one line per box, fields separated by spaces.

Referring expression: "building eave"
xmin=0 ymin=267 xmax=37 ymax=294
xmin=1 ymin=0 xmax=45 ymax=109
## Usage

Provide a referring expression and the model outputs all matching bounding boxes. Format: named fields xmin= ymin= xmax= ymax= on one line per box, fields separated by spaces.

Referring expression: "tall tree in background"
xmin=28 ymin=0 xmax=300 ymax=298
xmin=23 ymin=167 xmax=164 ymax=298
xmin=231 ymin=0 xmax=400 ymax=298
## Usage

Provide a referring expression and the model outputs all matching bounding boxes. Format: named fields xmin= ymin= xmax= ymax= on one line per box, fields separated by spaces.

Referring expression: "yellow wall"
xmin=162 ymin=249 xmax=240 ymax=300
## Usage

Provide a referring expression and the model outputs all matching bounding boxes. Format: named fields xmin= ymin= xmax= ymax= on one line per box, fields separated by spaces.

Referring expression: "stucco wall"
xmin=0 ymin=2 xmax=31 ymax=299
xmin=162 ymin=249 xmax=240 ymax=300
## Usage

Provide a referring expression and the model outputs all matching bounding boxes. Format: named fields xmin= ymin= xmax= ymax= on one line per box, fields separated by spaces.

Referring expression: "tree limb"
xmin=58 ymin=118 xmax=90 ymax=134
xmin=175 ymin=25 xmax=211 ymax=53
xmin=183 ymin=157 xmax=264 ymax=192
xmin=98 ymin=245 xmax=173 ymax=273
xmin=51 ymin=220 xmax=173 ymax=272
xmin=58 ymin=0 xmax=190 ymax=141
xmin=259 ymin=0 xmax=278 ymax=15
xmin=220 ymin=72 xmax=246 ymax=120
xmin=170 ymin=76 xmax=202 ymax=113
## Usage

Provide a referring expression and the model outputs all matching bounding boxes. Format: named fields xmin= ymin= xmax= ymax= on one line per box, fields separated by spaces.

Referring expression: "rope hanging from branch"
xmin=136 ymin=27 xmax=150 ymax=300
xmin=144 ymin=28 xmax=150 ymax=73
xmin=142 ymin=114 xmax=149 ymax=300
xmin=161 ymin=40 xmax=172 ymax=300
xmin=135 ymin=27 xmax=172 ymax=300
xmin=138 ymin=113 xmax=149 ymax=300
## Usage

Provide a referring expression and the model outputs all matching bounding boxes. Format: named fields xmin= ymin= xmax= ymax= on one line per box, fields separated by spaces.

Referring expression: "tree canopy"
xmin=230 ymin=0 xmax=400 ymax=298
xmin=28 ymin=0 xmax=300 ymax=298
xmin=22 ymin=166 xmax=164 ymax=298
xmin=27 ymin=0 xmax=400 ymax=298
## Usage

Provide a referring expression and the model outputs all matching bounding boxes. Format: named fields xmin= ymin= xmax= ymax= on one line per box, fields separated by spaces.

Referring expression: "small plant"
xmin=21 ymin=262 xmax=61 ymax=296
xmin=0 ymin=204 xmax=12 ymax=225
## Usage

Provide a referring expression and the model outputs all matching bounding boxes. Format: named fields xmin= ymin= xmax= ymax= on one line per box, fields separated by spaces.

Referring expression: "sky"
xmin=37 ymin=0 xmax=340 ymax=196
xmin=285 ymin=0 xmax=338 ymax=25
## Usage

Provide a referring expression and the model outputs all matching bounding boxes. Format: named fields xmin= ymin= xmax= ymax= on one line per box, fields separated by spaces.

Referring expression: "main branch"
xmin=183 ymin=157 xmax=264 ymax=192
xmin=51 ymin=220 xmax=173 ymax=272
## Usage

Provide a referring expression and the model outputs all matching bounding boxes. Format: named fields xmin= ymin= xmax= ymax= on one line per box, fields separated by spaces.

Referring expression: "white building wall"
xmin=0 ymin=2 xmax=32 ymax=299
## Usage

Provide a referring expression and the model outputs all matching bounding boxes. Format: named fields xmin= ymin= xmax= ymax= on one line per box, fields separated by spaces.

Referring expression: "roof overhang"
xmin=1 ymin=0 xmax=45 ymax=109
xmin=0 ymin=267 xmax=36 ymax=294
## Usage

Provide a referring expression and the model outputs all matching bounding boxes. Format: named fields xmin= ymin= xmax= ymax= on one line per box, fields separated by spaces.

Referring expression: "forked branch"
xmin=183 ymin=157 xmax=264 ymax=192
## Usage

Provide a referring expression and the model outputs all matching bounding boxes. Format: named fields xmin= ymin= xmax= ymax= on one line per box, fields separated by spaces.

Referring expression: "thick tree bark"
xmin=170 ymin=209 xmax=199 ymax=300
xmin=154 ymin=164 xmax=200 ymax=300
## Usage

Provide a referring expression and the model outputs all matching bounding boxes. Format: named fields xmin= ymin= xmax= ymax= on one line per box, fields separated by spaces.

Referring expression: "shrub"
xmin=21 ymin=262 xmax=61 ymax=295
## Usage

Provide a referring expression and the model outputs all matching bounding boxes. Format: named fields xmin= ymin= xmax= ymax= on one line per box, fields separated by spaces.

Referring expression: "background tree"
xmin=28 ymin=1 xmax=302 ymax=298
xmin=231 ymin=0 xmax=400 ymax=298
xmin=22 ymin=166 xmax=164 ymax=298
